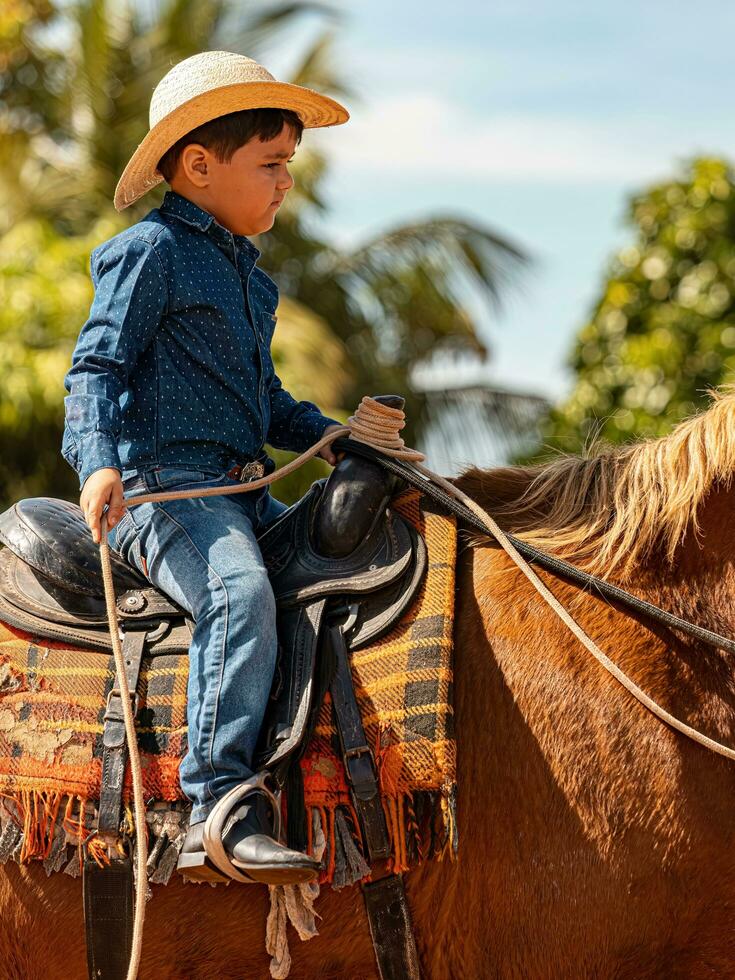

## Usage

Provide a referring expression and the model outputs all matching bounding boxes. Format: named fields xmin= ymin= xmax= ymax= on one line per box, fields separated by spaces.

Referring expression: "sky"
xmin=261 ymin=0 xmax=735 ymax=402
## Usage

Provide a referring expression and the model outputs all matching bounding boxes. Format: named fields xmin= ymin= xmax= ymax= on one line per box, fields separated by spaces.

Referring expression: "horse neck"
xmin=452 ymin=463 xmax=735 ymax=652
xmin=450 ymin=477 xmax=735 ymax=841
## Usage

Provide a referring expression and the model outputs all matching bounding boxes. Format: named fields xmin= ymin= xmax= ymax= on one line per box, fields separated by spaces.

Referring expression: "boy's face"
xmin=171 ymin=122 xmax=298 ymax=238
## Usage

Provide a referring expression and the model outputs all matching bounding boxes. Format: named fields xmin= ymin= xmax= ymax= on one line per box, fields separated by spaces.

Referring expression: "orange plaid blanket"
xmin=0 ymin=488 xmax=457 ymax=885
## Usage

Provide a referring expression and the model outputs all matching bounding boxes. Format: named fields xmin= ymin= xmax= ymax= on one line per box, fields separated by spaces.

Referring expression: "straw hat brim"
xmin=114 ymin=80 xmax=349 ymax=211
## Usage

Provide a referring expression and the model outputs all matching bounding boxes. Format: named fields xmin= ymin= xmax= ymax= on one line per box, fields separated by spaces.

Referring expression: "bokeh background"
xmin=2 ymin=0 xmax=734 ymax=507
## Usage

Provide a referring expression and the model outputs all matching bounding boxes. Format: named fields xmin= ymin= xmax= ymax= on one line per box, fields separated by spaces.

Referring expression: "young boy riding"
xmin=61 ymin=50 xmax=349 ymax=885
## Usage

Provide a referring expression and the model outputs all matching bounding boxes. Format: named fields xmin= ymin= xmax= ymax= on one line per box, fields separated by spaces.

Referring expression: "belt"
xmin=226 ymin=460 xmax=266 ymax=482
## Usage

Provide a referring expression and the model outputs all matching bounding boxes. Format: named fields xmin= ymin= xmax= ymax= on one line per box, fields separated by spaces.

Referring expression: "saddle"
xmin=0 ymin=409 xmax=426 ymax=979
xmin=0 ymin=464 xmax=426 ymax=765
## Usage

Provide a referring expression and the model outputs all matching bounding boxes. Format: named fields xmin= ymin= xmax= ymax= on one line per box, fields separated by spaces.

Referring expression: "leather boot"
xmin=178 ymin=790 xmax=320 ymax=885
xmin=222 ymin=790 xmax=321 ymax=882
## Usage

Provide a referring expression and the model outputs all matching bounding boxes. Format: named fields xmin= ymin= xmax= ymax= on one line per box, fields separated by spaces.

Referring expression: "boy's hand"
xmin=80 ymin=467 xmax=126 ymax=544
xmin=318 ymin=424 xmax=346 ymax=466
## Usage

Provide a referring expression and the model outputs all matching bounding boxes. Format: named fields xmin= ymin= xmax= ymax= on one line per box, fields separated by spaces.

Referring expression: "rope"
xmin=98 ymin=512 xmax=148 ymax=980
xmin=97 ymin=394 xmax=735 ymax=978
xmin=408 ymin=463 xmax=735 ymax=762
xmin=330 ymin=438 xmax=735 ymax=657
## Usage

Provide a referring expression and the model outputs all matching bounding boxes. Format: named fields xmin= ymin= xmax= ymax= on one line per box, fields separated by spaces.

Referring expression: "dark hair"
xmin=156 ymin=107 xmax=304 ymax=183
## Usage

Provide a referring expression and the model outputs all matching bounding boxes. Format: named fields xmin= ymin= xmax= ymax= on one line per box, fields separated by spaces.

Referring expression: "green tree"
xmin=0 ymin=0 xmax=529 ymax=506
xmin=536 ymin=157 xmax=735 ymax=456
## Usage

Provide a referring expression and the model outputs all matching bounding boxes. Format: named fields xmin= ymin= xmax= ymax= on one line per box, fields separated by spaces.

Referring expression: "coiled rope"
xmin=97 ymin=394 xmax=735 ymax=980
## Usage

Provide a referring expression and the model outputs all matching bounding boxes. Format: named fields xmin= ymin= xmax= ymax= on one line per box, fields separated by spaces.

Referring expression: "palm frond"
xmin=216 ymin=1 xmax=340 ymax=58
xmin=287 ymin=27 xmax=355 ymax=101
xmin=345 ymin=215 xmax=531 ymax=315
xmin=416 ymin=382 xmax=552 ymax=474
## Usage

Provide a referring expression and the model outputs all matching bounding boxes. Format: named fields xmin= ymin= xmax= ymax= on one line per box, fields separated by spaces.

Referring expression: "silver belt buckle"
xmin=240 ymin=461 xmax=265 ymax=483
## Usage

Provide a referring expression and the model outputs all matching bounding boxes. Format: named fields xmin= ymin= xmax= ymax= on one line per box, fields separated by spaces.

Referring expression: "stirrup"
xmin=201 ymin=772 xmax=283 ymax=885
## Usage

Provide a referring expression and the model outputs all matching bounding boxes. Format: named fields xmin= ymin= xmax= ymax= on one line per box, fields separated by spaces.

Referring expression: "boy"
xmin=61 ymin=51 xmax=349 ymax=884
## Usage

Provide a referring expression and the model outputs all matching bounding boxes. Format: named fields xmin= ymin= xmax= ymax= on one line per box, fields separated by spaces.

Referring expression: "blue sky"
xmin=263 ymin=0 xmax=735 ymax=401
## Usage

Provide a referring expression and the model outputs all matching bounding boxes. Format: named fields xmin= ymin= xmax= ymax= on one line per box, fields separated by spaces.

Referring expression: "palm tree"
xmin=0 ymin=0 xmax=533 ymax=504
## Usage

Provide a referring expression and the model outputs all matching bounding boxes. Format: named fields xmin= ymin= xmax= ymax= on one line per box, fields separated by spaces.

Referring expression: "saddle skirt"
xmin=0 ymin=484 xmax=458 ymax=888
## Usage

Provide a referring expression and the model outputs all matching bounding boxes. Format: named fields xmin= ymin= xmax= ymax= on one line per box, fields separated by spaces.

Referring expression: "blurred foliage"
xmin=534 ymin=157 xmax=735 ymax=457
xmin=0 ymin=214 xmax=102 ymax=503
xmin=0 ymin=0 xmax=529 ymax=507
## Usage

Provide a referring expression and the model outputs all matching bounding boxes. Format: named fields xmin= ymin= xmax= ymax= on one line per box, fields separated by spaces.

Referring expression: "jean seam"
xmin=131 ymin=536 xmax=147 ymax=580
xmin=111 ymin=512 xmax=136 ymax=559
xmin=149 ymin=502 xmax=228 ymax=806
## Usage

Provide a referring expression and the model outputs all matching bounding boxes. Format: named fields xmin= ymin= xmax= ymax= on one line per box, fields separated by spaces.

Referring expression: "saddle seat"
xmin=0 ymin=497 xmax=189 ymax=654
xmin=0 ymin=478 xmax=423 ymax=644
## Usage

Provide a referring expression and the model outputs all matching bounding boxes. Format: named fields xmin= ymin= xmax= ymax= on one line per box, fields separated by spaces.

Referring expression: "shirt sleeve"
xmin=265 ymin=372 xmax=343 ymax=454
xmin=61 ymin=236 xmax=168 ymax=490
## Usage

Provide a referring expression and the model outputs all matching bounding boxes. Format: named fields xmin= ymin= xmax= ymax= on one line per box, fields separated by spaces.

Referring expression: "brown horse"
xmin=3 ymin=386 xmax=735 ymax=978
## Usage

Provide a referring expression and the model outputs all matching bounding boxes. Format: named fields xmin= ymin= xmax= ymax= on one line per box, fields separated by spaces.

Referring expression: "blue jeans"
xmin=108 ymin=465 xmax=289 ymax=823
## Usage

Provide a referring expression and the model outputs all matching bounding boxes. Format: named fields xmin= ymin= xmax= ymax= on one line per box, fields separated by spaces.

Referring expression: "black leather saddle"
xmin=0 ymin=447 xmax=427 ymax=770
xmin=0 ymin=497 xmax=191 ymax=653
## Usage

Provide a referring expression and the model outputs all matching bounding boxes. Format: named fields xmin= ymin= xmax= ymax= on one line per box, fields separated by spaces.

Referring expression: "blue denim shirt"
xmin=61 ymin=189 xmax=341 ymax=489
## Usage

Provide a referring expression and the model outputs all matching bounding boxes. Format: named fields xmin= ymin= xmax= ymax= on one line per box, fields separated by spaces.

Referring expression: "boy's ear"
xmin=180 ymin=143 xmax=211 ymax=185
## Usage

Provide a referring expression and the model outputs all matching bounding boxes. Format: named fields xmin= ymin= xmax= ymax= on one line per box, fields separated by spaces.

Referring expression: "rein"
xmin=96 ymin=396 xmax=735 ymax=980
xmin=342 ymin=439 xmax=735 ymax=658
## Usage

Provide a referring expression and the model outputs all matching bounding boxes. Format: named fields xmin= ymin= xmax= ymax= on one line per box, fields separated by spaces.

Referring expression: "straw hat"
xmin=114 ymin=50 xmax=349 ymax=211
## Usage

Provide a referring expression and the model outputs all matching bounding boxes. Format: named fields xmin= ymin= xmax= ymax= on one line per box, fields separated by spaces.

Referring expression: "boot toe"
xmin=231 ymin=833 xmax=321 ymax=869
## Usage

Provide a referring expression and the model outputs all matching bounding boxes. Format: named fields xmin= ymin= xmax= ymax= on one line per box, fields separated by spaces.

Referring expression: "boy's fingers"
xmin=85 ymin=495 xmax=103 ymax=544
xmin=106 ymin=482 xmax=126 ymax=529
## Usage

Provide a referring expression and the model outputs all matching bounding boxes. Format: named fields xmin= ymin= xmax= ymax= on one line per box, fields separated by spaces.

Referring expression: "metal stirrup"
xmin=201 ymin=772 xmax=282 ymax=883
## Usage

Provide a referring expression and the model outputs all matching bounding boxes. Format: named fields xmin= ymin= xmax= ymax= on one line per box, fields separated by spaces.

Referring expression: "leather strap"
xmin=328 ymin=618 xmax=391 ymax=861
xmin=98 ymin=628 xmax=147 ymax=840
xmin=362 ymin=873 xmax=421 ymax=979
xmin=329 ymin=614 xmax=420 ymax=976
xmin=85 ymin=628 xmax=147 ymax=979
xmin=83 ymin=856 xmax=134 ymax=980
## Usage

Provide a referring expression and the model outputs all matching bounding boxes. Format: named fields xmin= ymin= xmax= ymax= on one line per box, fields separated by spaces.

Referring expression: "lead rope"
xmin=98 ymin=514 xmax=148 ymax=980
xmin=97 ymin=394 xmax=735 ymax=978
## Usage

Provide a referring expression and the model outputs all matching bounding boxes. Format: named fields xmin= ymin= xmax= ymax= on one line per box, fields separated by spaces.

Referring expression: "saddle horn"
xmin=312 ymin=394 xmax=406 ymax=559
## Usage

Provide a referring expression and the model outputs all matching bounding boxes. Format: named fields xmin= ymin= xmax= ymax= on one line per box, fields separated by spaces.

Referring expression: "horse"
xmin=3 ymin=385 xmax=735 ymax=978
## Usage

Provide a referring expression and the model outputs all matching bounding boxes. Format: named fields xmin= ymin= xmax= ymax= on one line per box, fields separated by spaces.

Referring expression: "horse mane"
xmin=453 ymin=383 xmax=735 ymax=582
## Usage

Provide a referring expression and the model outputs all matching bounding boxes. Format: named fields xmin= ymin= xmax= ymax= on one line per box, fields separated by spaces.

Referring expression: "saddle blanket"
xmin=0 ymin=488 xmax=457 ymax=888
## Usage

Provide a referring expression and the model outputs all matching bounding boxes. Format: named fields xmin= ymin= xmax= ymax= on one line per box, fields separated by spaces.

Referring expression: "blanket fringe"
xmin=0 ymin=784 xmax=458 ymax=881
xmin=0 ymin=790 xmax=190 ymax=884
xmin=1 ymin=789 xmax=80 ymax=863
xmin=1 ymin=787 xmax=457 ymax=980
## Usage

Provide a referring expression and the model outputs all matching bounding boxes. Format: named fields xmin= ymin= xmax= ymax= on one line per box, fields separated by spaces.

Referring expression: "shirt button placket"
xmin=235 ymin=243 xmax=267 ymax=446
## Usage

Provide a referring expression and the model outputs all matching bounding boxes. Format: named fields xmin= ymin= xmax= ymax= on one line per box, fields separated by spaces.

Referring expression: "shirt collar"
xmin=160 ymin=189 xmax=261 ymax=265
